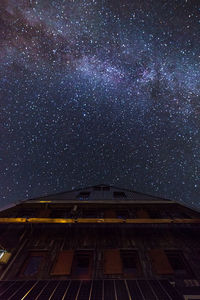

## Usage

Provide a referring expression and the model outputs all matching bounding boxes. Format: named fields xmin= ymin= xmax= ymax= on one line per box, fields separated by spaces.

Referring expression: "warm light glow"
xmin=28 ymin=218 xmax=75 ymax=223
xmin=0 ymin=217 xmax=200 ymax=224
xmin=0 ymin=250 xmax=11 ymax=264
xmin=39 ymin=201 xmax=52 ymax=203
xmin=0 ymin=218 xmax=26 ymax=223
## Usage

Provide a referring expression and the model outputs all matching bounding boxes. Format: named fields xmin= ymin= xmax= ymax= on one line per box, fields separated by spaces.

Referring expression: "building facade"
xmin=0 ymin=185 xmax=200 ymax=299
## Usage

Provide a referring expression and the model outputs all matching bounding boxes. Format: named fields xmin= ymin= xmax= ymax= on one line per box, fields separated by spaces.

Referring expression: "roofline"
xmin=20 ymin=184 xmax=172 ymax=203
xmin=0 ymin=203 xmax=17 ymax=213
xmin=24 ymin=200 xmax=174 ymax=205
xmin=18 ymin=184 xmax=200 ymax=214
xmin=175 ymin=201 xmax=200 ymax=214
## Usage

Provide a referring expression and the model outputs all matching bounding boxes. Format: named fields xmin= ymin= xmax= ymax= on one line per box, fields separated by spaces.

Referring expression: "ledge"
xmin=0 ymin=218 xmax=200 ymax=224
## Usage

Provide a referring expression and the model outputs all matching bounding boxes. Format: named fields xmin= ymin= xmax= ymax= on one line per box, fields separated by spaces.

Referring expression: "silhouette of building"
xmin=0 ymin=184 xmax=200 ymax=299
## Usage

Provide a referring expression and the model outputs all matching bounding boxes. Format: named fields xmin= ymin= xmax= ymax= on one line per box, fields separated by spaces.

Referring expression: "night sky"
xmin=1 ymin=0 xmax=200 ymax=208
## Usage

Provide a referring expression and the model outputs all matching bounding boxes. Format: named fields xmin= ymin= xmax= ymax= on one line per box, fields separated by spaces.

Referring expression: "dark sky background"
xmin=1 ymin=0 xmax=200 ymax=208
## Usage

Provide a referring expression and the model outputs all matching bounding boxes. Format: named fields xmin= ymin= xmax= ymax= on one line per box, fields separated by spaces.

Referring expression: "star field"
xmin=0 ymin=0 xmax=200 ymax=208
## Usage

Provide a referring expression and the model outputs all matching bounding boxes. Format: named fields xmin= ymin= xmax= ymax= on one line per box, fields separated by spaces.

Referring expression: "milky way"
xmin=1 ymin=0 xmax=200 ymax=208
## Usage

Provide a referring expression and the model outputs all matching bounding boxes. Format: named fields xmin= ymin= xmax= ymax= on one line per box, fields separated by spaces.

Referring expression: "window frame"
xmin=165 ymin=250 xmax=194 ymax=279
xmin=120 ymin=249 xmax=142 ymax=278
xmin=71 ymin=250 xmax=93 ymax=279
xmin=19 ymin=251 xmax=47 ymax=278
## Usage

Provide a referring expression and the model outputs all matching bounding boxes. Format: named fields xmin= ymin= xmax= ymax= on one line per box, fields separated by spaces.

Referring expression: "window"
xmin=113 ymin=192 xmax=126 ymax=198
xmin=24 ymin=256 xmax=42 ymax=276
xmin=38 ymin=209 xmax=51 ymax=218
xmin=165 ymin=251 xmax=193 ymax=278
xmin=72 ymin=251 xmax=93 ymax=279
xmin=104 ymin=209 xmax=117 ymax=218
xmin=129 ymin=209 xmax=137 ymax=218
xmin=20 ymin=252 xmax=46 ymax=277
xmin=149 ymin=249 xmax=194 ymax=278
xmin=137 ymin=209 xmax=149 ymax=218
xmin=148 ymin=210 xmax=161 ymax=218
xmin=50 ymin=209 xmax=70 ymax=218
xmin=83 ymin=209 xmax=97 ymax=218
xmin=121 ymin=250 xmax=142 ymax=277
xmin=116 ymin=210 xmax=129 ymax=219
xmin=77 ymin=192 xmax=90 ymax=200
xmin=104 ymin=249 xmax=142 ymax=277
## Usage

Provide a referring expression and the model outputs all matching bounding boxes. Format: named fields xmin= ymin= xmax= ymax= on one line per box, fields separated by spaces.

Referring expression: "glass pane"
xmin=74 ymin=254 xmax=90 ymax=276
xmin=117 ymin=210 xmax=128 ymax=218
xmin=121 ymin=251 xmax=140 ymax=276
xmin=167 ymin=254 xmax=184 ymax=270
xmin=0 ymin=250 xmax=5 ymax=259
xmin=77 ymin=255 xmax=89 ymax=268
xmin=166 ymin=252 xmax=193 ymax=278
xmin=122 ymin=256 xmax=136 ymax=268
xmin=24 ymin=256 xmax=42 ymax=276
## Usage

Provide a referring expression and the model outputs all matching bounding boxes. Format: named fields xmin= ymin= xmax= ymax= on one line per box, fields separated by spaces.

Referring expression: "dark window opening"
xmin=24 ymin=256 xmax=42 ymax=276
xmin=121 ymin=250 xmax=141 ymax=277
xmin=117 ymin=210 xmax=129 ymax=219
xmin=72 ymin=251 xmax=93 ymax=279
xmin=20 ymin=252 xmax=46 ymax=278
xmin=148 ymin=210 xmax=161 ymax=218
xmin=77 ymin=255 xmax=90 ymax=268
xmin=113 ymin=192 xmax=126 ymax=198
xmin=50 ymin=209 xmax=70 ymax=218
xmin=129 ymin=209 xmax=137 ymax=218
xmin=165 ymin=251 xmax=193 ymax=278
xmin=104 ymin=209 xmax=117 ymax=218
xmin=83 ymin=210 xmax=97 ymax=218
